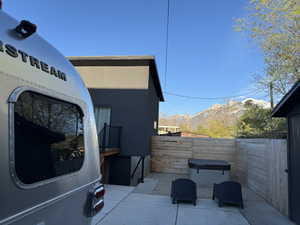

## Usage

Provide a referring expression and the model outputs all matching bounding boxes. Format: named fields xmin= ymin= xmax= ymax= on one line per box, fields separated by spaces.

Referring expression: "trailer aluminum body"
xmin=0 ymin=10 xmax=103 ymax=225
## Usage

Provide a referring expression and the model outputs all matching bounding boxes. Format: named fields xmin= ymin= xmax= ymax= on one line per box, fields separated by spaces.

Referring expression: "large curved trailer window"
xmin=14 ymin=91 xmax=85 ymax=184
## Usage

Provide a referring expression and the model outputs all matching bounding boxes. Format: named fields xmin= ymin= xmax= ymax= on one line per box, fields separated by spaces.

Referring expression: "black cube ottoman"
xmin=212 ymin=181 xmax=244 ymax=208
xmin=171 ymin=178 xmax=197 ymax=205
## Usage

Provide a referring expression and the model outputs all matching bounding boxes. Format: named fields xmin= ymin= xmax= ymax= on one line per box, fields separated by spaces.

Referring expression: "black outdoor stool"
xmin=171 ymin=178 xmax=197 ymax=205
xmin=212 ymin=181 xmax=244 ymax=208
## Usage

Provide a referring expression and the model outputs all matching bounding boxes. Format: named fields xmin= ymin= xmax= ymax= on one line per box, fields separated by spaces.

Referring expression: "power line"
xmin=163 ymin=90 xmax=259 ymax=100
xmin=164 ymin=0 xmax=170 ymax=91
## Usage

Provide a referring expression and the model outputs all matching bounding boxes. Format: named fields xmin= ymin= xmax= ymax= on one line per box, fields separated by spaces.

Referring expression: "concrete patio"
xmin=93 ymin=185 xmax=249 ymax=225
xmin=92 ymin=173 xmax=294 ymax=225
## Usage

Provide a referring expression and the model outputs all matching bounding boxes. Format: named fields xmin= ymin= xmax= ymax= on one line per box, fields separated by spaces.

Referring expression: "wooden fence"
xmin=151 ymin=136 xmax=288 ymax=216
xmin=235 ymin=139 xmax=289 ymax=216
xmin=151 ymin=136 xmax=235 ymax=174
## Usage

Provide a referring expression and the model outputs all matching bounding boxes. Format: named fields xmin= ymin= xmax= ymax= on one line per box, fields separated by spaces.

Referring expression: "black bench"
xmin=171 ymin=178 xmax=197 ymax=205
xmin=188 ymin=159 xmax=231 ymax=172
xmin=212 ymin=181 xmax=244 ymax=208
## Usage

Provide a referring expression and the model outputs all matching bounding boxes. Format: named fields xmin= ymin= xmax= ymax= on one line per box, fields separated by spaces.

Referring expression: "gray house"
xmin=69 ymin=56 xmax=164 ymax=185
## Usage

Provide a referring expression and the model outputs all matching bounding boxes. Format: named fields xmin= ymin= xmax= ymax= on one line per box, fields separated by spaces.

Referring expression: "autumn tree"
xmin=236 ymin=0 xmax=300 ymax=105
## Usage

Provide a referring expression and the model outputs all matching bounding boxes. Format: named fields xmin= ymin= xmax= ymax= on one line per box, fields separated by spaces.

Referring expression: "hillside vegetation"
xmin=160 ymin=99 xmax=286 ymax=138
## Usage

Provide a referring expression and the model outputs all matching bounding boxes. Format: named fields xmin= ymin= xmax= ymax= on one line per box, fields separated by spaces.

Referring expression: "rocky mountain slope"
xmin=160 ymin=98 xmax=270 ymax=131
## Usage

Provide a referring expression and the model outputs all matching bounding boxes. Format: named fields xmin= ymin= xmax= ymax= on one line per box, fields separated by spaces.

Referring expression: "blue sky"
xmin=5 ymin=0 xmax=265 ymax=115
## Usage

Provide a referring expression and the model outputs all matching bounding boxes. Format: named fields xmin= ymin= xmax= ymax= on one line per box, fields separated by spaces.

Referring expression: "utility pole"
xmin=269 ymin=82 xmax=274 ymax=109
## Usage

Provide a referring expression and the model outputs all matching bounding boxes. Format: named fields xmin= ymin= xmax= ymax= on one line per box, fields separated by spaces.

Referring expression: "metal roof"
xmin=68 ymin=55 xmax=164 ymax=101
xmin=272 ymin=80 xmax=300 ymax=117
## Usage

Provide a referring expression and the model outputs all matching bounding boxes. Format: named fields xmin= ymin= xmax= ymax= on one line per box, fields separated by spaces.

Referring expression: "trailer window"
xmin=14 ymin=91 xmax=85 ymax=185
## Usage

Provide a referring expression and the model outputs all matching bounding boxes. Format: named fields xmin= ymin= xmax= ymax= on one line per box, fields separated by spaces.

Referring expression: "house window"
xmin=14 ymin=91 xmax=85 ymax=185
xmin=94 ymin=106 xmax=111 ymax=133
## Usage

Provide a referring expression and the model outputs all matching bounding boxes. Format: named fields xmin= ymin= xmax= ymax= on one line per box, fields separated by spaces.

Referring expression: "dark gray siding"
xmin=89 ymin=76 xmax=159 ymax=185
xmin=285 ymin=103 xmax=300 ymax=223
xmin=148 ymin=73 xmax=160 ymax=136
xmin=89 ymin=75 xmax=159 ymax=157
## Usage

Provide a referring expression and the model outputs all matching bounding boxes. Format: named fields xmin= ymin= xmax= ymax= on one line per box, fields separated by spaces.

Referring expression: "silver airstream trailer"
xmin=0 ymin=9 xmax=104 ymax=225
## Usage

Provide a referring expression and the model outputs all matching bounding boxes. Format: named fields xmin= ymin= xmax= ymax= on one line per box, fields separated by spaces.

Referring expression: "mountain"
xmin=241 ymin=98 xmax=271 ymax=109
xmin=159 ymin=99 xmax=271 ymax=131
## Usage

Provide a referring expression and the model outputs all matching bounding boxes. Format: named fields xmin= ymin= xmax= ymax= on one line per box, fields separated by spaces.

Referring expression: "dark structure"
xmin=188 ymin=159 xmax=231 ymax=186
xmin=212 ymin=181 xmax=244 ymax=208
xmin=188 ymin=159 xmax=231 ymax=172
xmin=69 ymin=56 xmax=164 ymax=186
xmin=272 ymin=80 xmax=300 ymax=224
xmin=171 ymin=179 xmax=197 ymax=205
